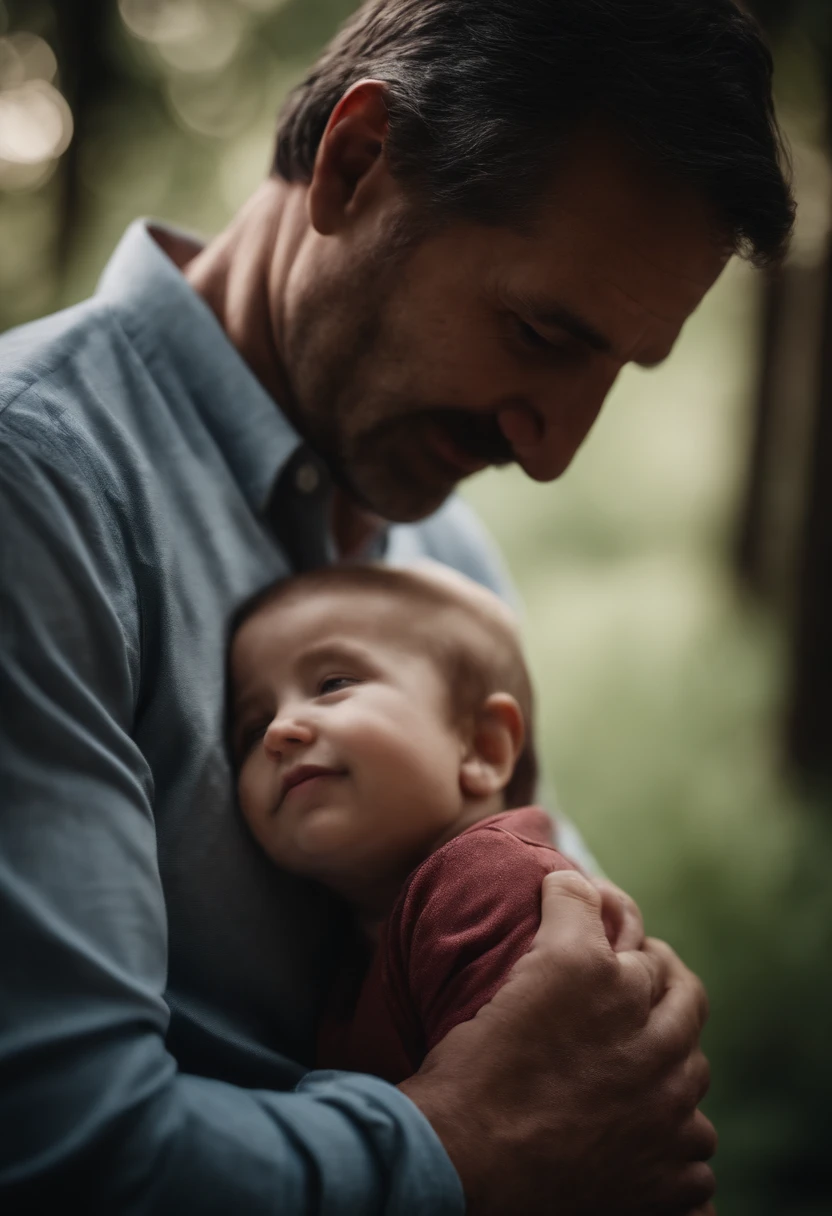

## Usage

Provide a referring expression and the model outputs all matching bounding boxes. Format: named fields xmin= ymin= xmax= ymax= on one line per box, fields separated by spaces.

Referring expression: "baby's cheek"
xmin=292 ymin=804 xmax=363 ymax=859
xmin=237 ymin=763 xmax=271 ymax=827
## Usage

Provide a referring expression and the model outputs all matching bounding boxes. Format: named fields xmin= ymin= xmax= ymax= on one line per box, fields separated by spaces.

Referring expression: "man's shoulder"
xmin=1 ymin=297 xmax=114 ymax=409
xmin=0 ymin=296 xmax=144 ymax=486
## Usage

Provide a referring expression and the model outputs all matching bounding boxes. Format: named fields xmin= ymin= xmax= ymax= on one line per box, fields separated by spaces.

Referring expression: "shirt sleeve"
xmin=394 ymin=828 xmax=576 ymax=1053
xmin=0 ymin=417 xmax=463 ymax=1216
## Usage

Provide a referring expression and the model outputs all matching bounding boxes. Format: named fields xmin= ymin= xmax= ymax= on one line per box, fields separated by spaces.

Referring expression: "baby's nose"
xmin=264 ymin=714 xmax=316 ymax=755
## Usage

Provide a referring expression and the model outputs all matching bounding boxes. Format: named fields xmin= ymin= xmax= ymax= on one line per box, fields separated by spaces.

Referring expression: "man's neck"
xmin=182 ymin=177 xmax=308 ymax=418
xmin=175 ymin=184 xmax=388 ymax=562
xmin=331 ymin=487 xmax=385 ymax=560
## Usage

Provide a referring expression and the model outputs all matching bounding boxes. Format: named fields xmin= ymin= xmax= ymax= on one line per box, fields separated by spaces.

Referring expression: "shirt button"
xmin=294 ymin=462 xmax=320 ymax=495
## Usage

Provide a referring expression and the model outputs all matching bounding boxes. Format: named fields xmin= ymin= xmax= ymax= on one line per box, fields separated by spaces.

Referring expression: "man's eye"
xmin=516 ymin=319 xmax=551 ymax=351
xmin=318 ymin=675 xmax=357 ymax=696
xmin=515 ymin=318 xmax=578 ymax=359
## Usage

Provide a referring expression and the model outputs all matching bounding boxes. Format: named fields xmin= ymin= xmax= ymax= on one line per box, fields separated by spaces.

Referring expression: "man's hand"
xmin=400 ymin=870 xmax=715 ymax=1215
xmin=591 ymin=875 xmax=646 ymax=951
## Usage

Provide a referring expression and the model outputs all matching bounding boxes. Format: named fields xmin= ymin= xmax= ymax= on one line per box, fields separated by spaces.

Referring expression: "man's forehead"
xmin=494 ymin=127 xmax=728 ymax=363
xmin=535 ymin=125 xmax=726 ymax=263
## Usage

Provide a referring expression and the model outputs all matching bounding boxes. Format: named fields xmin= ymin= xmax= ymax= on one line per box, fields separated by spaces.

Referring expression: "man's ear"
xmin=459 ymin=693 xmax=525 ymax=800
xmin=307 ymin=79 xmax=390 ymax=235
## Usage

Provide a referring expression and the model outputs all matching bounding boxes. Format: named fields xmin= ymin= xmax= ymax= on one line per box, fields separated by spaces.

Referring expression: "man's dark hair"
xmin=274 ymin=0 xmax=794 ymax=266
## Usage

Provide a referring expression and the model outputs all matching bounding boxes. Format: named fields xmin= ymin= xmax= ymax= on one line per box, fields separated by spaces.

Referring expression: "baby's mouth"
xmin=277 ymin=764 xmax=347 ymax=809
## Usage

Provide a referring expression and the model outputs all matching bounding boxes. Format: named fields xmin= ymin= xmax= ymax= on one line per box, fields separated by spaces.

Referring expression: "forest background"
xmin=0 ymin=2 xmax=830 ymax=1212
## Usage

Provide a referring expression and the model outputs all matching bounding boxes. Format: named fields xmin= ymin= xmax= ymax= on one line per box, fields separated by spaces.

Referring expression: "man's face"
xmin=280 ymin=127 xmax=728 ymax=523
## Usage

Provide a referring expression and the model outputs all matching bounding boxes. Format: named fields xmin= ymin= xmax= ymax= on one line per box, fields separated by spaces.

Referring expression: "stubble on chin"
xmin=281 ymin=218 xmax=516 ymax=522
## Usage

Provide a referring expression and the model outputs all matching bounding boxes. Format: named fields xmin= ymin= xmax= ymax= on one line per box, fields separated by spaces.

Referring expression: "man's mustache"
xmin=428 ymin=410 xmax=515 ymax=466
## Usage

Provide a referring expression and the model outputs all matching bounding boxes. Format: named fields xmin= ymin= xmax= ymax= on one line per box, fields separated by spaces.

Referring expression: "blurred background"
xmin=1 ymin=1 xmax=830 ymax=1212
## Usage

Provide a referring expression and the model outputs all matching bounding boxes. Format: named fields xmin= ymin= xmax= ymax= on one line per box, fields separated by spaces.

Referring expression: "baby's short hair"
xmin=232 ymin=562 xmax=538 ymax=808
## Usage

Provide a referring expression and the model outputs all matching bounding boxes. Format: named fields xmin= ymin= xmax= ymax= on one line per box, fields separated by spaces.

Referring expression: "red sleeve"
xmin=389 ymin=827 xmax=576 ymax=1053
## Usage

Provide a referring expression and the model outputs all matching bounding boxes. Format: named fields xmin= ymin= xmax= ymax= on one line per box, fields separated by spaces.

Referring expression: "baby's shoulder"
xmin=392 ymin=808 xmax=575 ymax=943
xmin=429 ymin=806 xmax=569 ymax=874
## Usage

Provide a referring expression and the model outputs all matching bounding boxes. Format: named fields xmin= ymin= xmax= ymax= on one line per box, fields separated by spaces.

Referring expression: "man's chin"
xmin=353 ymin=477 xmax=458 ymax=524
xmin=333 ymin=461 xmax=458 ymax=525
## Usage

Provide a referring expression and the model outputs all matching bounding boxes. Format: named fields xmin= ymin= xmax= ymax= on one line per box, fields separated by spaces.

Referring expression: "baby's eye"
xmin=318 ymin=675 xmax=358 ymax=696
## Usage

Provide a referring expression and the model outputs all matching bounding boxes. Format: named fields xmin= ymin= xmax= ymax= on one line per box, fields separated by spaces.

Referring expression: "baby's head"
xmin=228 ymin=563 xmax=537 ymax=911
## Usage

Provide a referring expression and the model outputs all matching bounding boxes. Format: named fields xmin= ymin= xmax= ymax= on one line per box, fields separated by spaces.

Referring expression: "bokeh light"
xmin=165 ymin=62 xmax=261 ymax=138
xmin=0 ymin=80 xmax=72 ymax=164
xmin=235 ymin=0 xmax=292 ymax=13
xmin=5 ymin=31 xmax=58 ymax=84
xmin=0 ymin=29 xmax=72 ymax=193
xmin=119 ymin=0 xmax=245 ymax=75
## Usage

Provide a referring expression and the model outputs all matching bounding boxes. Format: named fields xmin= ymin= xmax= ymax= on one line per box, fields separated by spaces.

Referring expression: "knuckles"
xmin=688 ymin=1109 xmax=718 ymax=1162
xmin=678 ymin=1159 xmax=718 ymax=1209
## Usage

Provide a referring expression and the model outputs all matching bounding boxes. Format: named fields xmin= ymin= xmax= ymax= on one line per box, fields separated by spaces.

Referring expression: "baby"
xmin=228 ymin=563 xmax=591 ymax=1083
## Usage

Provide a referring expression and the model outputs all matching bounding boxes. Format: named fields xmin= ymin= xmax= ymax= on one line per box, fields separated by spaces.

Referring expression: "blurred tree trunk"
xmin=735 ymin=1 xmax=832 ymax=784
xmin=786 ymin=227 xmax=832 ymax=779
xmin=735 ymin=267 xmax=787 ymax=596
xmin=53 ymin=0 xmax=114 ymax=274
xmin=784 ymin=54 xmax=832 ymax=782
xmin=735 ymin=261 xmax=827 ymax=609
xmin=736 ymin=0 xmax=810 ymax=603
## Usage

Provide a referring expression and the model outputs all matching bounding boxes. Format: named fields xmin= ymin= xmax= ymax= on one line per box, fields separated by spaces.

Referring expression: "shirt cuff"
xmin=296 ymin=1070 xmax=465 ymax=1215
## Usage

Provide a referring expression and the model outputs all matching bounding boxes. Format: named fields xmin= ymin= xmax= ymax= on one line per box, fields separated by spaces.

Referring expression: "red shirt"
xmin=317 ymin=807 xmax=576 ymax=1083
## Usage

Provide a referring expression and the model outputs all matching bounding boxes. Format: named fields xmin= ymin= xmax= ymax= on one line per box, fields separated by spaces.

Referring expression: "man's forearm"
xmin=3 ymin=1046 xmax=463 ymax=1214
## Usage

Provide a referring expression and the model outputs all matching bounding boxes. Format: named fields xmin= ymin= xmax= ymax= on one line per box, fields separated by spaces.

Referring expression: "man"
xmin=0 ymin=0 xmax=793 ymax=1212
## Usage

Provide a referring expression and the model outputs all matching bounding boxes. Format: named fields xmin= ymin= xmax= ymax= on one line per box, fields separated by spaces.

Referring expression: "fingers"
xmin=616 ymin=938 xmax=673 ymax=1008
xmin=591 ymin=877 xmax=645 ymax=951
xmin=538 ymin=875 xmax=709 ymax=1041
xmin=618 ymin=935 xmax=709 ymax=1031
xmin=643 ymin=937 xmax=710 ymax=1049
xmin=675 ymin=1160 xmax=717 ymax=1211
xmin=682 ymin=1108 xmax=718 ymax=1163
xmin=687 ymin=1050 xmax=712 ymax=1108
xmin=654 ymin=1160 xmax=717 ymax=1215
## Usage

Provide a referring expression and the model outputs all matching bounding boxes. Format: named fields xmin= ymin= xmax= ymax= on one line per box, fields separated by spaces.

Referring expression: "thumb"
xmin=535 ymin=869 xmax=611 ymax=954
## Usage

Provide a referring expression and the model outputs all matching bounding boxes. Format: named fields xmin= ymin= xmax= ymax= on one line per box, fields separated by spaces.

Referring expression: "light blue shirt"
xmin=0 ymin=220 xmax=535 ymax=1212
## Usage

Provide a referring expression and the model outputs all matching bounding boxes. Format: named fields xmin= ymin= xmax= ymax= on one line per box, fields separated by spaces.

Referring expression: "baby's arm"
xmin=389 ymin=826 xmax=577 ymax=1052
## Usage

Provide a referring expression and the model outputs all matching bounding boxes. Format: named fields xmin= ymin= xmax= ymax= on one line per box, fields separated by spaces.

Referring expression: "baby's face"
xmin=230 ymin=588 xmax=469 ymax=897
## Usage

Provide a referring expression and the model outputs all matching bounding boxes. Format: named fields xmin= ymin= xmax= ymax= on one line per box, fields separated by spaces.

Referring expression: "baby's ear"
xmin=459 ymin=693 xmax=525 ymax=799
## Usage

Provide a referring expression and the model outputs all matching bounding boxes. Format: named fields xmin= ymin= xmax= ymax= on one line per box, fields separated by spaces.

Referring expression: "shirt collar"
xmin=96 ymin=218 xmax=300 ymax=515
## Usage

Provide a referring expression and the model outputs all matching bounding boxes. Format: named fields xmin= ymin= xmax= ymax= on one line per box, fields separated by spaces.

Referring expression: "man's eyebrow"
xmin=514 ymin=294 xmax=672 ymax=367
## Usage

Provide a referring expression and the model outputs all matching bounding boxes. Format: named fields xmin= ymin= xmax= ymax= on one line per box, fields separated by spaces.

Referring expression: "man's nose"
xmin=263 ymin=712 xmax=316 ymax=757
xmin=500 ymin=365 xmax=619 ymax=481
